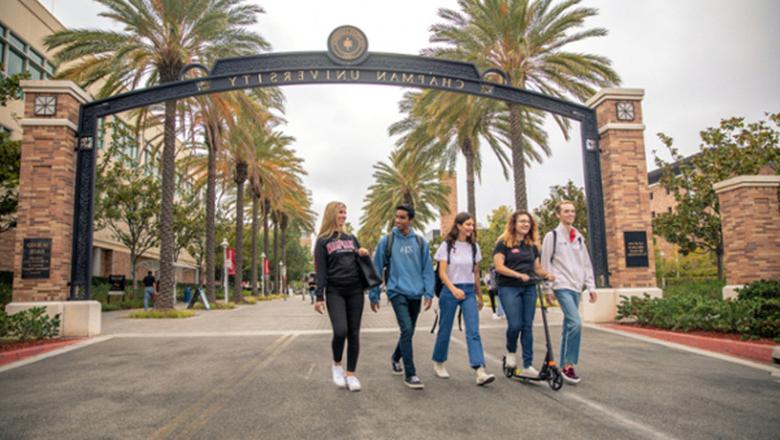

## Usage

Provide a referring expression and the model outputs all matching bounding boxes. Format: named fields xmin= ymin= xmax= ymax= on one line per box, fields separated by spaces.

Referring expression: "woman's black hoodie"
xmin=314 ymin=232 xmax=362 ymax=300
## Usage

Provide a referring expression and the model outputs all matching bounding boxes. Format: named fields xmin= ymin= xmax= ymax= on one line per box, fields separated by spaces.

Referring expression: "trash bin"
xmin=183 ymin=287 xmax=193 ymax=304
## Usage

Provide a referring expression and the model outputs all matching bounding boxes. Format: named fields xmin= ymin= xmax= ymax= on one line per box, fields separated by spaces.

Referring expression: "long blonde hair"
xmin=498 ymin=211 xmax=539 ymax=248
xmin=318 ymin=201 xmax=347 ymax=238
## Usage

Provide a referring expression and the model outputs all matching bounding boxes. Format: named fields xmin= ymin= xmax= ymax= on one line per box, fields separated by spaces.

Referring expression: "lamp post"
xmin=279 ymin=261 xmax=285 ymax=299
xmin=221 ymin=238 xmax=229 ymax=304
xmin=261 ymin=252 xmax=266 ymax=296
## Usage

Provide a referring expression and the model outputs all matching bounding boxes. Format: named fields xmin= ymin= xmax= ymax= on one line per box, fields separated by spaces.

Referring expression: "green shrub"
xmin=616 ymin=294 xmax=780 ymax=340
xmin=128 ymin=309 xmax=195 ymax=319
xmin=663 ymin=279 xmax=724 ymax=300
xmin=737 ymin=279 xmax=780 ymax=301
xmin=0 ymin=307 xmax=61 ymax=340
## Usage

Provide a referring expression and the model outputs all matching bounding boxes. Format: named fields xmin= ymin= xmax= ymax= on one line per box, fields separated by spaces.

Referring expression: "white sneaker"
xmin=492 ymin=313 xmax=499 ymax=320
xmin=504 ymin=353 xmax=517 ymax=369
xmin=519 ymin=365 xmax=540 ymax=378
xmin=433 ymin=362 xmax=450 ymax=379
xmin=332 ymin=365 xmax=346 ymax=388
xmin=475 ymin=367 xmax=495 ymax=386
xmin=346 ymin=375 xmax=361 ymax=392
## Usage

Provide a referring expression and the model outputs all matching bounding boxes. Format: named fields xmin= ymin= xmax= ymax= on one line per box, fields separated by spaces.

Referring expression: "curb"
xmin=602 ymin=324 xmax=775 ymax=365
xmin=0 ymin=339 xmax=84 ymax=367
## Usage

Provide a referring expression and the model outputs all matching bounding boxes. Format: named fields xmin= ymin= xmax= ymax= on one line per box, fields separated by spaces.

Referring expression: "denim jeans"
xmin=554 ymin=289 xmax=582 ymax=366
xmin=144 ymin=287 xmax=154 ymax=310
xmin=432 ymin=284 xmax=485 ymax=368
xmin=498 ymin=285 xmax=537 ymax=368
xmin=390 ymin=294 xmax=422 ymax=378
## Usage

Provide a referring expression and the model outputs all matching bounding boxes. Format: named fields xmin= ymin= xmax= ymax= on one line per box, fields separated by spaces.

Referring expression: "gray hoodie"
xmin=540 ymin=224 xmax=596 ymax=293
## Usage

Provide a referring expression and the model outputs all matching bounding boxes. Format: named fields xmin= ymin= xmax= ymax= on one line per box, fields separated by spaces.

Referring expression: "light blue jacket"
xmin=369 ymin=227 xmax=434 ymax=304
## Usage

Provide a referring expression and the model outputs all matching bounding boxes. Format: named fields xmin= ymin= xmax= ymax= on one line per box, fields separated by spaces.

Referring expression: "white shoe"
xmin=504 ymin=353 xmax=517 ymax=369
xmin=519 ymin=365 xmax=540 ymax=378
xmin=475 ymin=367 xmax=495 ymax=386
xmin=346 ymin=375 xmax=361 ymax=392
xmin=433 ymin=362 xmax=450 ymax=379
xmin=332 ymin=365 xmax=346 ymax=388
xmin=492 ymin=313 xmax=499 ymax=320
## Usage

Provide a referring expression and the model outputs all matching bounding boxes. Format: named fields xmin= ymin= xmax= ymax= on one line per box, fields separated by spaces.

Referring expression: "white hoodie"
xmin=541 ymin=224 xmax=596 ymax=293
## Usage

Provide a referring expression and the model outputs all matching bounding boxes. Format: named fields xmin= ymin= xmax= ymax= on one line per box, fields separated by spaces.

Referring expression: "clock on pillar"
xmin=33 ymin=95 xmax=57 ymax=116
xmin=616 ymin=101 xmax=634 ymax=121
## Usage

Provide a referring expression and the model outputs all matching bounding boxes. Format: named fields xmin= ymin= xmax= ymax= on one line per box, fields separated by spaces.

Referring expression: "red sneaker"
xmin=562 ymin=366 xmax=581 ymax=384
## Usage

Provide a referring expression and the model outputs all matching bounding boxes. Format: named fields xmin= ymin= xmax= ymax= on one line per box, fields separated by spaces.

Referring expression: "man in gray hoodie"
xmin=369 ymin=204 xmax=435 ymax=389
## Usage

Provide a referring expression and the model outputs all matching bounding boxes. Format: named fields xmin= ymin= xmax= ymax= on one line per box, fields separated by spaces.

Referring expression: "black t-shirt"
xmin=142 ymin=275 xmax=155 ymax=287
xmin=492 ymin=240 xmax=539 ymax=287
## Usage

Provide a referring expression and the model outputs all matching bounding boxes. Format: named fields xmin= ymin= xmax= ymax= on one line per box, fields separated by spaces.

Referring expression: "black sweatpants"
xmin=488 ymin=289 xmax=498 ymax=313
xmin=326 ymin=286 xmax=365 ymax=372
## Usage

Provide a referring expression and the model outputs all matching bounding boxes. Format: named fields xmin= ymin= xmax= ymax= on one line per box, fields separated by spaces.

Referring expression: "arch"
xmin=70 ymin=51 xmax=609 ymax=298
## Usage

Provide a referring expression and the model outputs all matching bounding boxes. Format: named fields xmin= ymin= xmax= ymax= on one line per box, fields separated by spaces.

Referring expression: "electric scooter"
xmin=502 ymin=277 xmax=564 ymax=391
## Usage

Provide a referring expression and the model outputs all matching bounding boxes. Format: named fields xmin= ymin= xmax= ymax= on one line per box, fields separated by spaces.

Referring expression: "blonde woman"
xmin=492 ymin=211 xmax=554 ymax=378
xmin=313 ymin=201 xmax=369 ymax=392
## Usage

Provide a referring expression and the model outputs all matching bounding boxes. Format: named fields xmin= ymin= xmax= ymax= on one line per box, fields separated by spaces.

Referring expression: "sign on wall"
xmin=624 ymin=231 xmax=649 ymax=268
xmin=22 ymin=238 xmax=52 ymax=279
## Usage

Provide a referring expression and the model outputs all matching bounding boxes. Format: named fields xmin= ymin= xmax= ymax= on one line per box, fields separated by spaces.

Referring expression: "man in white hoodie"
xmin=541 ymin=201 xmax=598 ymax=384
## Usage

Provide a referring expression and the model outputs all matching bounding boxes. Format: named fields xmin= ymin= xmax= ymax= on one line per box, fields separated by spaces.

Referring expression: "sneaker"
xmin=346 ymin=375 xmax=362 ymax=392
xmin=518 ymin=365 xmax=540 ymax=378
xmin=492 ymin=313 xmax=499 ymax=320
xmin=404 ymin=375 xmax=425 ymax=389
xmin=433 ymin=362 xmax=450 ymax=379
xmin=562 ymin=366 xmax=581 ymax=384
xmin=332 ymin=365 xmax=346 ymax=388
xmin=504 ymin=353 xmax=517 ymax=369
xmin=391 ymin=359 xmax=403 ymax=376
xmin=475 ymin=367 xmax=495 ymax=386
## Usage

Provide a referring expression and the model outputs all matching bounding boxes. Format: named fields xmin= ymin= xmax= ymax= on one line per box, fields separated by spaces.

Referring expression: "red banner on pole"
xmin=263 ymin=257 xmax=270 ymax=276
xmin=227 ymin=248 xmax=236 ymax=275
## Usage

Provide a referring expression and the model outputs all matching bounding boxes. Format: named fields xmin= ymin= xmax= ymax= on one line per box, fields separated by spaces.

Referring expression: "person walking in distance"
xmin=313 ymin=201 xmax=369 ymax=392
xmin=432 ymin=212 xmax=496 ymax=386
xmin=493 ymin=211 xmax=555 ymax=378
xmin=369 ymin=204 xmax=434 ymax=389
xmin=142 ymin=271 xmax=155 ymax=311
xmin=541 ymin=201 xmax=598 ymax=384
xmin=485 ymin=265 xmax=500 ymax=319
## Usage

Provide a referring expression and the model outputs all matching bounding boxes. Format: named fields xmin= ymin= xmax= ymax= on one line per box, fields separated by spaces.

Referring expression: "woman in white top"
xmin=431 ymin=212 xmax=495 ymax=386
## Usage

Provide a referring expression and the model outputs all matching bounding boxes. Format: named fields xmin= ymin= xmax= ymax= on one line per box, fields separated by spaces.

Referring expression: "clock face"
xmin=616 ymin=101 xmax=635 ymax=121
xmin=34 ymin=96 xmax=57 ymax=116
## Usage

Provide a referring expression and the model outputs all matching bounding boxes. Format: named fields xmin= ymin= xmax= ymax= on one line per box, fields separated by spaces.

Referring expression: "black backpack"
xmin=383 ymin=232 xmax=424 ymax=283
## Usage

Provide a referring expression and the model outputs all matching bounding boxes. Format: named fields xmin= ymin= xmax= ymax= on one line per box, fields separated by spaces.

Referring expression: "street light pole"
xmin=221 ymin=238 xmax=229 ymax=305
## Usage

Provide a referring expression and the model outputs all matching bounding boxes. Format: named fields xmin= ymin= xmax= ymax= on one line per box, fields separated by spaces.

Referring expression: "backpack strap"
xmin=550 ymin=229 xmax=557 ymax=264
xmin=383 ymin=233 xmax=394 ymax=282
xmin=471 ymin=242 xmax=477 ymax=271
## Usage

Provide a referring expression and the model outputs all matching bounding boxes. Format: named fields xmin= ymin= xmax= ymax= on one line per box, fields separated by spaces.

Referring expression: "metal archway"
xmin=70 ymin=29 xmax=609 ymax=299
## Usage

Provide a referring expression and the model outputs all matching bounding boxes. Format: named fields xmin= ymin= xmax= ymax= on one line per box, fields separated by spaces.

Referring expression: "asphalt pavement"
xmin=1 ymin=295 xmax=778 ymax=439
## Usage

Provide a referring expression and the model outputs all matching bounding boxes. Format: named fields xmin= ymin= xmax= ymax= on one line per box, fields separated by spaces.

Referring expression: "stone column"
xmin=6 ymin=80 xmax=100 ymax=337
xmin=583 ymin=88 xmax=662 ymax=322
xmin=714 ymin=175 xmax=780 ymax=299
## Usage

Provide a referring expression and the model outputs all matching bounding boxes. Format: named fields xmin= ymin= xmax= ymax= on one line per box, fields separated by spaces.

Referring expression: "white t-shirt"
xmin=434 ymin=240 xmax=482 ymax=285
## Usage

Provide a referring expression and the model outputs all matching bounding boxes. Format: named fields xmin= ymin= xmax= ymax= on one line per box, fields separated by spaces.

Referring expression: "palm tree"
xmin=46 ymin=0 xmax=271 ymax=308
xmin=359 ymin=149 xmax=451 ymax=249
xmin=427 ymin=0 xmax=620 ymax=210
xmin=390 ymin=90 xmax=517 ymax=218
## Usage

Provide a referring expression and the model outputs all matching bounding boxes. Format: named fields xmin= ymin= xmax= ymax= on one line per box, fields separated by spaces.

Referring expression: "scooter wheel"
xmin=548 ymin=369 xmax=564 ymax=391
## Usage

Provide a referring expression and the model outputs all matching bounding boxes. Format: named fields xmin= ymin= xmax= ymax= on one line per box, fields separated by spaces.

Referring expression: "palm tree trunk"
xmin=234 ymin=161 xmax=247 ymax=303
xmin=273 ymin=215 xmax=279 ymax=293
xmin=205 ymin=121 xmax=218 ymax=304
xmin=281 ymin=214 xmax=288 ymax=294
xmin=509 ymin=104 xmax=528 ymax=211
xmin=462 ymin=137 xmax=477 ymax=218
xmin=157 ymin=98 xmax=177 ymax=309
xmin=250 ymin=190 xmax=259 ymax=296
xmin=263 ymin=198 xmax=270 ymax=295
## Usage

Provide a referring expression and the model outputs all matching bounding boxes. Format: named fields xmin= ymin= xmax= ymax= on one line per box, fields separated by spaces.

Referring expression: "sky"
xmin=44 ymin=0 xmax=780 ymax=234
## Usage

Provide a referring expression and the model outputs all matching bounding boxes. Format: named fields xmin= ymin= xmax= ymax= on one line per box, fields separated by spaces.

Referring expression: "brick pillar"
xmin=583 ymin=88 xmax=661 ymax=321
xmin=439 ymin=171 xmax=458 ymax=236
xmin=714 ymin=175 xmax=780 ymax=299
xmin=11 ymin=80 xmax=91 ymax=302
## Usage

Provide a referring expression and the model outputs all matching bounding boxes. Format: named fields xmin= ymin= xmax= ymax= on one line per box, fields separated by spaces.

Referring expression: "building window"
xmin=7 ymin=49 xmax=24 ymax=75
xmin=8 ymin=33 xmax=24 ymax=51
xmin=0 ymin=22 xmax=56 ymax=82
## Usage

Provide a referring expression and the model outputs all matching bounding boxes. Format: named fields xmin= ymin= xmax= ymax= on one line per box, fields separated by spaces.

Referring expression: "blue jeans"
xmin=554 ymin=289 xmax=582 ymax=366
xmin=432 ymin=284 xmax=485 ymax=368
xmin=499 ymin=285 xmax=537 ymax=368
xmin=390 ymin=294 xmax=422 ymax=378
xmin=144 ymin=287 xmax=154 ymax=310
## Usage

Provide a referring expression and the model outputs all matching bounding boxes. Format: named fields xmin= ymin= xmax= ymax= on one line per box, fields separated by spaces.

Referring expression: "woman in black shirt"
xmin=314 ymin=201 xmax=369 ymax=392
xmin=492 ymin=210 xmax=554 ymax=378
